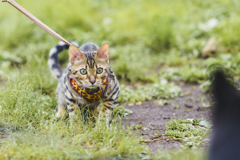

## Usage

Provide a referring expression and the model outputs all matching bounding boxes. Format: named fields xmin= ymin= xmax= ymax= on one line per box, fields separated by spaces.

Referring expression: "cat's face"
xmin=68 ymin=43 xmax=109 ymax=89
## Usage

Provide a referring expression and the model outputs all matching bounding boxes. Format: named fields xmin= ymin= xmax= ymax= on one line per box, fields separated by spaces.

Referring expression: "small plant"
xmin=201 ymin=102 xmax=211 ymax=108
xmin=165 ymin=118 xmax=211 ymax=148
xmin=173 ymin=104 xmax=180 ymax=109
xmin=132 ymin=124 xmax=143 ymax=130
xmin=158 ymin=99 xmax=170 ymax=106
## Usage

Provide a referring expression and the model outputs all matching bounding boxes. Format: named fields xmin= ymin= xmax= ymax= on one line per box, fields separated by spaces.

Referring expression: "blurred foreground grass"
xmin=0 ymin=0 xmax=240 ymax=159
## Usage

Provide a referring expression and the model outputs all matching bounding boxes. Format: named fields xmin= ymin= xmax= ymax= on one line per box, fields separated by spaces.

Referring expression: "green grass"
xmin=1 ymin=0 xmax=240 ymax=159
xmin=0 ymin=65 xmax=147 ymax=159
xmin=0 ymin=121 xmax=148 ymax=159
xmin=119 ymin=80 xmax=182 ymax=103
xmin=165 ymin=119 xmax=211 ymax=149
xmin=155 ymin=149 xmax=207 ymax=160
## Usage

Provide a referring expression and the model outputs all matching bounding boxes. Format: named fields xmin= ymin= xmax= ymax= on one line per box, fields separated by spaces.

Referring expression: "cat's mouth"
xmin=86 ymin=85 xmax=99 ymax=89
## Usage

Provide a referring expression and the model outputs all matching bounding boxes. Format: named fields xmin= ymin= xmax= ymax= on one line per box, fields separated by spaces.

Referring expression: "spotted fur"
xmin=48 ymin=42 xmax=120 ymax=123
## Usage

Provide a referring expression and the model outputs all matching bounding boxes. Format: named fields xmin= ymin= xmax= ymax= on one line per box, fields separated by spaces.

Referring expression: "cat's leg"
xmin=98 ymin=101 xmax=114 ymax=125
xmin=98 ymin=75 xmax=120 ymax=125
xmin=56 ymin=87 xmax=67 ymax=119
xmin=56 ymin=82 xmax=67 ymax=119
xmin=65 ymin=93 xmax=81 ymax=125
xmin=56 ymin=104 xmax=66 ymax=118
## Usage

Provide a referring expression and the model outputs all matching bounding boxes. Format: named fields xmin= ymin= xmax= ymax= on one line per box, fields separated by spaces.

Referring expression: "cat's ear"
xmin=95 ymin=43 xmax=109 ymax=63
xmin=68 ymin=45 xmax=85 ymax=64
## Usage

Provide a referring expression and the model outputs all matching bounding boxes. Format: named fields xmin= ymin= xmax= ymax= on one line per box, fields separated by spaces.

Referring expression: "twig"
xmin=140 ymin=136 xmax=170 ymax=144
xmin=2 ymin=0 xmax=71 ymax=46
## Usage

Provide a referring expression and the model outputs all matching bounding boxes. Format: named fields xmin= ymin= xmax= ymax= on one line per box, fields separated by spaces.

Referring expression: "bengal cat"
xmin=48 ymin=42 xmax=120 ymax=124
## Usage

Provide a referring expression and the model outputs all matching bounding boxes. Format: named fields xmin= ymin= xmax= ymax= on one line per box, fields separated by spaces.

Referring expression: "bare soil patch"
xmin=123 ymin=82 xmax=211 ymax=152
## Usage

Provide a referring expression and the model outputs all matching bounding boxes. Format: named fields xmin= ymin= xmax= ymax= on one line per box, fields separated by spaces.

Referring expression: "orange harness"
xmin=69 ymin=77 xmax=108 ymax=103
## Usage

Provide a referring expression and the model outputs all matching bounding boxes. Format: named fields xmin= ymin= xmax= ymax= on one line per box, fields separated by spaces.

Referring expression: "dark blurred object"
xmin=201 ymin=37 xmax=217 ymax=58
xmin=209 ymin=69 xmax=240 ymax=160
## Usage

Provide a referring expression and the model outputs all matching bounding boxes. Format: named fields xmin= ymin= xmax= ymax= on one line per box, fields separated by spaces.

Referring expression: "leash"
xmin=2 ymin=0 xmax=71 ymax=46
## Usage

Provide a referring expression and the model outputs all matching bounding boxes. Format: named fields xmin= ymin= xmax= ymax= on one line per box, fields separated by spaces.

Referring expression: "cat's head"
xmin=68 ymin=43 xmax=109 ymax=89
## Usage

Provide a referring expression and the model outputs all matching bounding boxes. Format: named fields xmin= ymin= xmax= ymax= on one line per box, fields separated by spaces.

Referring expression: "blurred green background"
xmin=1 ymin=0 xmax=240 ymax=84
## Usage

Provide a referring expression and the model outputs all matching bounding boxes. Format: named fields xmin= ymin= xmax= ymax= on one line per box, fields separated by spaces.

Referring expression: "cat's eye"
xmin=96 ymin=68 xmax=103 ymax=74
xmin=80 ymin=69 xmax=87 ymax=75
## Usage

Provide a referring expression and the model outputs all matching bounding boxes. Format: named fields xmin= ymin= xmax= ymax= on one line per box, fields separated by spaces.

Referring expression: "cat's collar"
xmin=69 ymin=76 xmax=108 ymax=103
xmin=85 ymin=87 xmax=100 ymax=94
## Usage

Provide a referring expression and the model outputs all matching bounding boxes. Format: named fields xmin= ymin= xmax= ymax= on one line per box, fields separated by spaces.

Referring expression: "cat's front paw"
xmin=97 ymin=112 xmax=111 ymax=126
xmin=56 ymin=104 xmax=67 ymax=117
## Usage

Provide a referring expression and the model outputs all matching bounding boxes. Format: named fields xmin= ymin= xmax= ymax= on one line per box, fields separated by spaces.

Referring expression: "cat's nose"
xmin=90 ymin=79 xmax=96 ymax=84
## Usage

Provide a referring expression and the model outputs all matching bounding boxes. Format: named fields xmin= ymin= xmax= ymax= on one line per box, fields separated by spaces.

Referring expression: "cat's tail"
xmin=48 ymin=41 xmax=78 ymax=79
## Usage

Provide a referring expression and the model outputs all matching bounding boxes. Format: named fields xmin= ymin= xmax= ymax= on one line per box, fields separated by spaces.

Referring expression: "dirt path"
xmin=123 ymin=82 xmax=211 ymax=152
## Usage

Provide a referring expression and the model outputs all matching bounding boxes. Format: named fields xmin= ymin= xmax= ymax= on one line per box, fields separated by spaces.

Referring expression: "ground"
xmin=123 ymin=83 xmax=211 ymax=152
xmin=0 ymin=82 xmax=211 ymax=159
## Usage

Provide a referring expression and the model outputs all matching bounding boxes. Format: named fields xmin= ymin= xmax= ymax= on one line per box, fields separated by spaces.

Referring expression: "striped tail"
xmin=48 ymin=41 xmax=78 ymax=79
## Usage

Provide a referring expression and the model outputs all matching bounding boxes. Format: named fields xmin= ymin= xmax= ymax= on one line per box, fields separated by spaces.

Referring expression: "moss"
xmin=165 ymin=119 xmax=211 ymax=148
